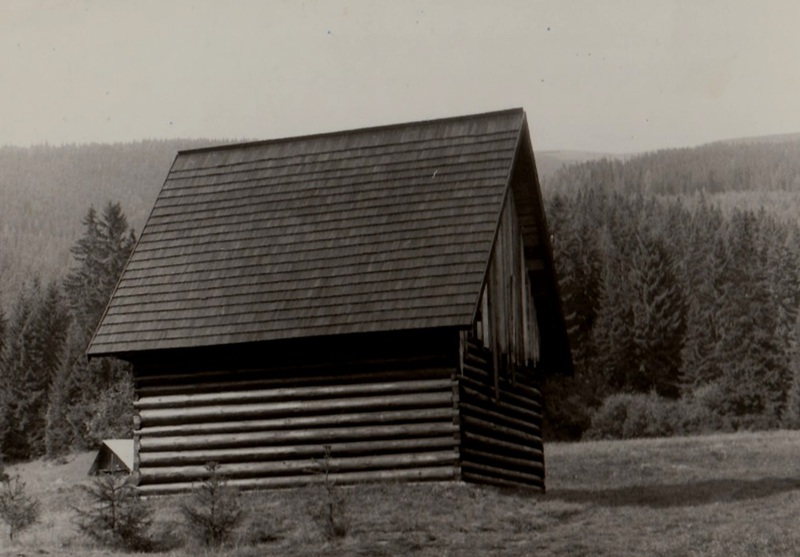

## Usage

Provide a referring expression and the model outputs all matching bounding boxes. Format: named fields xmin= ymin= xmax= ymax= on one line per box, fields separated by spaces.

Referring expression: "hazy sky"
xmin=2 ymin=1 xmax=799 ymax=153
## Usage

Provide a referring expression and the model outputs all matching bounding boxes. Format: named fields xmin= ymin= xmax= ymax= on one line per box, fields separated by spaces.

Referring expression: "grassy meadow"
xmin=3 ymin=430 xmax=800 ymax=556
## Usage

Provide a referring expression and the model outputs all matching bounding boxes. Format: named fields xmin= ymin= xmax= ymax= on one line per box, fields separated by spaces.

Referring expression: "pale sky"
xmin=1 ymin=0 xmax=799 ymax=154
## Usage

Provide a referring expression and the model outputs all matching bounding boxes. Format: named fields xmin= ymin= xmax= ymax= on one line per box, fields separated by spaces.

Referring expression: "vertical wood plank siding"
xmin=458 ymin=341 xmax=545 ymax=490
xmin=134 ymin=359 xmax=460 ymax=495
xmin=482 ymin=188 xmax=540 ymax=371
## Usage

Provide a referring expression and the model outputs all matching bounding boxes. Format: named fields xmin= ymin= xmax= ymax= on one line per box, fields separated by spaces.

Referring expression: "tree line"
xmin=3 ymin=137 xmax=800 ymax=458
xmin=0 ymin=202 xmax=135 ymax=461
xmin=542 ymin=158 xmax=800 ymax=440
xmin=0 ymin=139 xmax=222 ymax=316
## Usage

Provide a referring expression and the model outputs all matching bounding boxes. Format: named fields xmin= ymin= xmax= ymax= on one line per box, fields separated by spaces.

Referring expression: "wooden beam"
xmin=135 ymin=378 xmax=454 ymax=410
xmin=461 ymin=431 xmax=543 ymax=460
xmin=139 ymin=421 xmax=458 ymax=452
xmin=138 ymin=466 xmax=458 ymax=495
xmin=141 ymin=436 xmax=457 ymax=466
xmin=461 ymin=415 xmax=541 ymax=445
xmin=139 ymin=390 xmax=454 ymax=427
xmin=139 ymin=407 xmax=454 ymax=437
xmin=140 ymin=451 xmax=459 ymax=484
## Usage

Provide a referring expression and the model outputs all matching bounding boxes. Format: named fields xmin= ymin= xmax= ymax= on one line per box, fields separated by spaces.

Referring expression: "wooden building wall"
xmin=456 ymin=339 xmax=545 ymax=490
xmin=474 ymin=186 xmax=541 ymax=373
xmin=129 ymin=327 xmax=546 ymax=494
xmin=130 ymin=332 xmax=462 ymax=495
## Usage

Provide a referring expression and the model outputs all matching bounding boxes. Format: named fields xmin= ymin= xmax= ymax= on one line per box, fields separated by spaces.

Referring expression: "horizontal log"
xmin=460 ymin=447 xmax=544 ymax=474
xmin=140 ymin=450 xmax=458 ymax=484
xmin=461 ymin=358 xmax=540 ymax=388
xmin=461 ymin=362 xmax=491 ymax=379
xmin=461 ymin=364 xmax=542 ymax=399
xmin=461 ymin=431 xmax=543 ymax=461
xmin=135 ymin=378 xmax=454 ymax=410
xmin=458 ymin=401 xmax=542 ymax=434
xmin=139 ymin=407 xmax=455 ymax=437
xmin=137 ymin=367 xmax=453 ymax=397
xmin=460 ymin=386 xmax=542 ymax=426
xmin=463 ymin=349 xmax=490 ymax=368
xmin=141 ymin=436 xmax=457 ymax=466
xmin=461 ymin=415 xmax=542 ymax=446
xmin=460 ymin=460 xmax=544 ymax=486
xmin=140 ymin=421 xmax=458 ymax=452
xmin=458 ymin=375 xmax=543 ymax=413
xmin=138 ymin=466 xmax=458 ymax=495
xmin=461 ymin=470 xmax=543 ymax=492
xmin=460 ymin=383 xmax=542 ymax=420
xmin=139 ymin=391 xmax=453 ymax=426
xmin=465 ymin=341 xmax=491 ymax=359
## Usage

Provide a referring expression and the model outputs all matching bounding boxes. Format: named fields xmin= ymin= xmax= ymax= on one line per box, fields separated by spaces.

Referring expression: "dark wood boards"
xmin=457 ymin=340 xmax=545 ymax=490
xmin=88 ymin=110 xmax=526 ymax=356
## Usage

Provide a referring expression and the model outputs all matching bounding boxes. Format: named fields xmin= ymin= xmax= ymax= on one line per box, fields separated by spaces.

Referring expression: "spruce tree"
xmin=0 ymin=280 xmax=69 ymax=460
xmin=542 ymin=192 xmax=605 ymax=438
xmin=680 ymin=201 xmax=726 ymax=390
xmin=47 ymin=202 xmax=136 ymax=456
xmin=628 ymin=228 xmax=686 ymax=398
xmin=715 ymin=210 xmax=783 ymax=426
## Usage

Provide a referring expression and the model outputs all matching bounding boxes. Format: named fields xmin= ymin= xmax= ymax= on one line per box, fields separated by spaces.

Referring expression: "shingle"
xmin=88 ymin=109 xmax=525 ymax=355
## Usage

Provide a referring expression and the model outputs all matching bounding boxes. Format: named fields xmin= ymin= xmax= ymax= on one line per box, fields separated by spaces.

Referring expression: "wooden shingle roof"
xmin=88 ymin=109 xmax=532 ymax=356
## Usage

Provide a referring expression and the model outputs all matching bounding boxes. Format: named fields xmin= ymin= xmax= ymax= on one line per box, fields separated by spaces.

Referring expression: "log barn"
xmin=87 ymin=108 xmax=573 ymax=495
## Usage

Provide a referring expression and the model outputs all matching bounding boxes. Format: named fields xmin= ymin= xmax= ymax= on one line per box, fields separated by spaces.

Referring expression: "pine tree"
xmin=0 ymin=280 xmax=69 ymax=460
xmin=542 ymin=192 xmax=605 ymax=438
xmin=680 ymin=201 xmax=727 ymax=390
xmin=714 ymin=210 xmax=783 ymax=426
xmin=764 ymin=223 xmax=800 ymax=415
xmin=591 ymin=228 xmax=635 ymax=394
xmin=46 ymin=202 xmax=136 ymax=456
xmin=627 ymin=227 xmax=686 ymax=398
xmin=782 ymin=314 xmax=800 ymax=429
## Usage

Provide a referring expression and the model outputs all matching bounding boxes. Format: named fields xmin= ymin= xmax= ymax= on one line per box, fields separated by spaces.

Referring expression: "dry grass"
xmin=3 ymin=430 xmax=800 ymax=555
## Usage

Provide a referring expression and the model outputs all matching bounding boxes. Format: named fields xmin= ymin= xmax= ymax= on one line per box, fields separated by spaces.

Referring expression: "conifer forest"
xmin=3 ymin=136 xmax=800 ymax=462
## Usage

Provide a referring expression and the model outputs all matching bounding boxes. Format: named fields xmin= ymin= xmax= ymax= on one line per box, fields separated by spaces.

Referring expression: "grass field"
xmin=3 ymin=430 xmax=800 ymax=556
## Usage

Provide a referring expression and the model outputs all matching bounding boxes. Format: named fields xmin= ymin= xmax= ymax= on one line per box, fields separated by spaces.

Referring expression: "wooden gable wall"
xmin=473 ymin=186 xmax=541 ymax=375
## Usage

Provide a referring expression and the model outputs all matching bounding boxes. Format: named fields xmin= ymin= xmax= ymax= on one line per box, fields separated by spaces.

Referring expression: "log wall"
xmin=457 ymin=339 xmax=545 ymax=490
xmin=130 ymin=330 xmax=547 ymax=494
xmin=133 ymin=356 xmax=460 ymax=495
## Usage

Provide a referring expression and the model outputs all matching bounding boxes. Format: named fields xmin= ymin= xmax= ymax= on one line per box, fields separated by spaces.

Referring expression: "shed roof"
xmin=88 ymin=109 xmax=552 ymax=357
xmin=88 ymin=439 xmax=134 ymax=475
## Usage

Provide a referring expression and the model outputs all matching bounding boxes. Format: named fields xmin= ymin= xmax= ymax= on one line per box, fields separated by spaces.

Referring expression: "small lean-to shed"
xmin=89 ymin=439 xmax=134 ymax=476
xmin=87 ymin=108 xmax=573 ymax=495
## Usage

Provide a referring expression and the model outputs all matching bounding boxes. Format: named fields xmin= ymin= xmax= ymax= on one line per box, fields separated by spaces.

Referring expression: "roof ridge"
xmin=178 ymin=108 xmax=525 ymax=155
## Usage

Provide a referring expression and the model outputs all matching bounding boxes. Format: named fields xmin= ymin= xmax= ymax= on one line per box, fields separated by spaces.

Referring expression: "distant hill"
xmin=536 ymin=150 xmax=626 ymax=181
xmin=1 ymin=132 xmax=800 ymax=310
xmin=0 ymin=139 xmax=229 ymax=309
xmin=542 ymin=133 xmax=800 ymax=201
xmin=718 ymin=132 xmax=800 ymax=146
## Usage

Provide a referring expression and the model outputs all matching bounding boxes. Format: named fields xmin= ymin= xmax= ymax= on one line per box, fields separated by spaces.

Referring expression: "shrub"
xmin=675 ymin=386 xmax=731 ymax=434
xmin=0 ymin=474 xmax=40 ymax=540
xmin=74 ymin=474 xmax=153 ymax=551
xmin=84 ymin=376 xmax=135 ymax=447
xmin=586 ymin=392 xmax=679 ymax=440
xmin=585 ymin=390 xmax=738 ymax=440
xmin=180 ymin=462 xmax=245 ymax=548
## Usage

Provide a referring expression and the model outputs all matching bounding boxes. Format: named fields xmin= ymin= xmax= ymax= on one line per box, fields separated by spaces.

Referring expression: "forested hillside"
xmin=0 ymin=141 xmax=575 ymax=312
xmin=2 ymin=135 xmax=800 ymax=462
xmin=541 ymin=137 xmax=800 ymax=440
xmin=0 ymin=139 xmax=224 ymax=310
